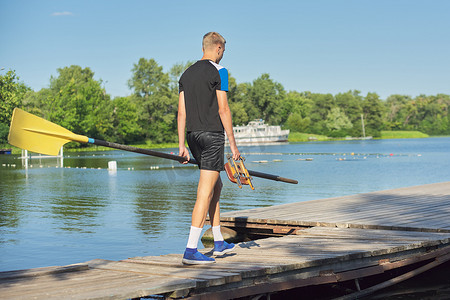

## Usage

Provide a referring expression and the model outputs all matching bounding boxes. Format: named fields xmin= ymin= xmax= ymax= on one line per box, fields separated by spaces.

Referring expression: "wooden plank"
xmin=87 ymin=259 xmax=242 ymax=288
xmin=227 ymin=195 xmax=449 ymax=225
xmin=187 ymin=245 xmax=450 ymax=300
xmin=0 ymin=268 xmax=196 ymax=300
xmin=0 ymin=263 xmax=88 ymax=280
xmin=220 ymin=184 xmax=450 ymax=232
xmin=126 ymin=254 xmax=279 ymax=269
xmin=222 ymin=183 xmax=450 ymax=223
xmin=223 ymin=182 xmax=450 ymax=212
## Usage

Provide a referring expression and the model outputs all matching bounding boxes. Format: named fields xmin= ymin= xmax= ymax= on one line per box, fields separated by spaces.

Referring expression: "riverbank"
xmin=0 ymin=141 xmax=180 ymax=155
xmin=0 ymin=130 xmax=434 ymax=155
xmin=287 ymin=130 xmax=430 ymax=142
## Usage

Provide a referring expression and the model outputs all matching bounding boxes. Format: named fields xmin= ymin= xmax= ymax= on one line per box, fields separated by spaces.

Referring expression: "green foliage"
xmin=110 ymin=97 xmax=142 ymax=144
xmin=0 ymin=71 xmax=29 ymax=121
xmin=0 ymin=70 xmax=30 ymax=143
xmin=229 ymin=101 xmax=249 ymax=126
xmin=4 ymin=59 xmax=450 ymax=149
xmin=361 ymin=93 xmax=385 ymax=137
xmin=280 ymin=91 xmax=313 ymax=125
xmin=384 ymin=94 xmax=450 ymax=135
xmin=22 ymin=66 xmax=113 ymax=146
xmin=325 ymin=107 xmax=353 ymax=136
xmin=0 ymin=123 xmax=9 ymax=142
xmin=169 ymin=61 xmax=194 ymax=94
xmin=286 ymin=113 xmax=311 ymax=132
xmin=248 ymin=74 xmax=286 ymax=124
xmin=128 ymin=58 xmax=170 ymax=98
xmin=128 ymin=58 xmax=177 ymax=143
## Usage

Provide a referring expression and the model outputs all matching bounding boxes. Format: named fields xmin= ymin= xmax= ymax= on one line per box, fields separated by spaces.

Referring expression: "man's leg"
xmin=208 ymin=177 xmax=236 ymax=256
xmin=191 ymin=170 xmax=220 ymax=228
xmin=183 ymin=169 xmax=219 ymax=264
xmin=208 ymin=177 xmax=223 ymax=228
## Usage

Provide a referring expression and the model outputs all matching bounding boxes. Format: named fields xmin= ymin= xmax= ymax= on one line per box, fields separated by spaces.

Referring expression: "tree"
xmin=248 ymin=74 xmax=286 ymax=124
xmin=229 ymin=101 xmax=249 ymax=126
xmin=286 ymin=113 xmax=311 ymax=132
xmin=325 ymin=107 xmax=353 ymax=136
xmin=0 ymin=70 xmax=29 ymax=125
xmin=416 ymin=94 xmax=450 ymax=135
xmin=233 ymin=82 xmax=258 ymax=123
xmin=310 ymin=93 xmax=334 ymax=121
xmin=128 ymin=58 xmax=170 ymax=98
xmin=0 ymin=70 xmax=30 ymax=143
xmin=384 ymin=94 xmax=412 ymax=130
xmin=361 ymin=93 xmax=385 ymax=137
xmin=280 ymin=91 xmax=313 ymax=125
xmin=110 ymin=96 xmax=142 ymax=143
xmin=309 ymin=93 xmax=334 ymax=134
xmin=169 ymin=61 xmax=194 ymax=94
xmin=23 ymin=66 xmax=113 ymax=143
xmin=335 ymin=90 xmax=362 ymax=136
xmin=129 ymin=58 xmax=176 ymax=143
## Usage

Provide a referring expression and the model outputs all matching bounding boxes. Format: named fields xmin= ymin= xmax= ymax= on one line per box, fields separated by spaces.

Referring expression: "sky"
xmin=1 ymin=0 xmax=450 ymax=100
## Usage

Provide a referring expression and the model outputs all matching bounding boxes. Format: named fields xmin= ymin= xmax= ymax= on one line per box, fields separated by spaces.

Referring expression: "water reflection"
xmin=50 ymin=195 xmax=106 ymax=233
xmin=132 ymin=172 xmax=198 ymax=235
xmin=133 ymin=183 xmax=173 ymax=235
xmin=1 ymin=138 xmax=450 ymax=272
xmin=0 ymin=171 xmax=25 ymax=229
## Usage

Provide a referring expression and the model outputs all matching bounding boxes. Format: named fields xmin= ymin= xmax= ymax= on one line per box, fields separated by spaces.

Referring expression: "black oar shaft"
xmin=91 ymin=139 xmax=198 ymax=164
xmin=91 ymin=139 xmax=298 ymax=184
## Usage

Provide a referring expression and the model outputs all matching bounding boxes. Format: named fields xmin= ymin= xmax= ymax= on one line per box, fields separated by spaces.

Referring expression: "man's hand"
xmin=230 ymin=144 xmax=240 ymax=161
xmin=178 ymin=146 xmax=190 ymax=164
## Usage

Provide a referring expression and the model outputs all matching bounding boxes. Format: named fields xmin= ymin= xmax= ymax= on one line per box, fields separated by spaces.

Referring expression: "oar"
xmin=8 ymin=108 xmax=298 ymax=184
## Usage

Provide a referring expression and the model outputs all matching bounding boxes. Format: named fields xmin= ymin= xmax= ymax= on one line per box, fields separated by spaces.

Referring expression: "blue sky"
xmin=1 ymin=0 xmax=449 ymax=100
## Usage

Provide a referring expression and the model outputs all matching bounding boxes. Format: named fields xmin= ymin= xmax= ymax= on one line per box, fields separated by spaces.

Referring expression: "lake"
xmin=1 ymin=138 xmax=449 ymax=290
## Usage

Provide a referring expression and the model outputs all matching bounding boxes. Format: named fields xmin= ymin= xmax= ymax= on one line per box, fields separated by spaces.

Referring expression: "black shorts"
xmin=187 ymin=131 xmax=225 ymax=172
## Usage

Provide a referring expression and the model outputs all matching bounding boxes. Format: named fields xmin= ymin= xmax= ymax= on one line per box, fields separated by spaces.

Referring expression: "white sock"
xmin=186 ymin=226 xmax=203 ymax=249
xmin=212 ymin=225 xmax=224 ymax=242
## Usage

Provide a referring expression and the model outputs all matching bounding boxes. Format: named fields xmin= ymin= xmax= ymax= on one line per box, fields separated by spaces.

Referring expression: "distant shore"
xmin=1 ymin=130 xmax=437 ymax=155
xmin=288 ymin=130 xmax=429 ymax=142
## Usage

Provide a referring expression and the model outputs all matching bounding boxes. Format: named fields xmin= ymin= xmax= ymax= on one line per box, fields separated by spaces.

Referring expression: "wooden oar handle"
xmin=248 ymin=170 xmax=298 ymax=184
xmin=277 ymin=177 xmax=299 ymax=184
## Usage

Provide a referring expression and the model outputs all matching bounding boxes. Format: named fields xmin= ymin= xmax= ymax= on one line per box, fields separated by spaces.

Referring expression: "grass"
xmin=288 ymin=132 xmax=330 ymax=142
xmin=380 ymin=131 xmax=429 ymax=139
xmin=288 ymin=130 xmax=430 ymax=142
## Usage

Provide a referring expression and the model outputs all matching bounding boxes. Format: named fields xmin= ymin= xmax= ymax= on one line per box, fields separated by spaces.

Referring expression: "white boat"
xmin=226 ymin=119 xmax=290 ymax=145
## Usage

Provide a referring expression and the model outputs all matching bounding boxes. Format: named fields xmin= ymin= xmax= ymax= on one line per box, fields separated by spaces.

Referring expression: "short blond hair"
xmin=202 ymin=32 xmax=226 ymax=51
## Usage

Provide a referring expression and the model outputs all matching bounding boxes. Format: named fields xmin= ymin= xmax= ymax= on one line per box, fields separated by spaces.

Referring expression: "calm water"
xmin=1 ymin=137 xmax=449 ymax=274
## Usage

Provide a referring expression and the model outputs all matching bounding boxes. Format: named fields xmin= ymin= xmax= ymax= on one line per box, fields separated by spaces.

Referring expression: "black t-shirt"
xmin=179 ymin=59 xmax=229 ymax=132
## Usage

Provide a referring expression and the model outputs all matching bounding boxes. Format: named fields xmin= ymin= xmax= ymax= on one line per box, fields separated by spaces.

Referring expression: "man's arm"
xmin=217 ymin=90 xmax=240 ymax=160
xmin=177 ymin=91 xmax=190 ymax=163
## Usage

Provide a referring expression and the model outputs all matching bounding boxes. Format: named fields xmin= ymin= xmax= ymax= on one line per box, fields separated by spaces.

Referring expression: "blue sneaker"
xmin=182 ymin=248 xmax=215 ymax=265
xmin=213 ymin=241 xmax=236 ymax=256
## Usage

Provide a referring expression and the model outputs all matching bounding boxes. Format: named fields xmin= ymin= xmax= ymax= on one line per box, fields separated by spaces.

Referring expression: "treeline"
xmin=1 ymin=58 xmax=450 ymax=147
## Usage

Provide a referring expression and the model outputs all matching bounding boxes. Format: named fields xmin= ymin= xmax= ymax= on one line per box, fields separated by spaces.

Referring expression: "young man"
xmin=178 ymin=32 xmax=240 ymax=264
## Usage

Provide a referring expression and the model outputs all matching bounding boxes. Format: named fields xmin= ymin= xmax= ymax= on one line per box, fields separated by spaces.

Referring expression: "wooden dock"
xmin=220 ymin=181 xmax=450 ymax=234
xmin=1 ymin=182 xmax=449 ymax=300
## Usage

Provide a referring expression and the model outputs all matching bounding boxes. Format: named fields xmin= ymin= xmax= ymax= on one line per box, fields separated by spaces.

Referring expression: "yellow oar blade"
xmin=8 ymin=108 xmax=89 ymax=156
